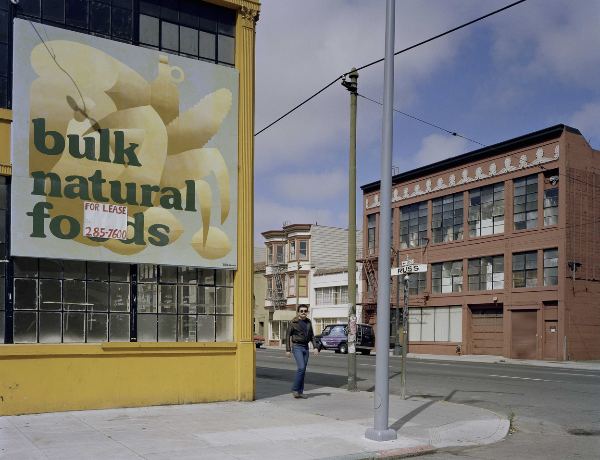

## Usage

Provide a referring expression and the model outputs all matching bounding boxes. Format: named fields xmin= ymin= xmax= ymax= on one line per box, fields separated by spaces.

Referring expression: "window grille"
xmin=432 ymin=193 xmax=463 ymax=243
xmin=468 ymin=182 xmax=504 ymax=237
xmin=512 ymin=251 xmax=537 ymax=288
xmin=514 ymin=174 xmax=538 ymax=230
xmin=468 ymin=256 xmax=504 ymax=291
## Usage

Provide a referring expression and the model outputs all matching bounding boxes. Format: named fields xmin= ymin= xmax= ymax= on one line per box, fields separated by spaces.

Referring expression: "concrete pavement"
xmin=0 ymin=377 xmax=508 ymax=460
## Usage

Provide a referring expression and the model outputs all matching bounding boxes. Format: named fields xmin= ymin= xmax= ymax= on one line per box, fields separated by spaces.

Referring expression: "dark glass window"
xmin=367 ymin=214 xmax=376 ymax=255
xmin=399 ymin=201 xmax=427 ymax=249
xmin=543 ymin=187 xmax=558 ymax=226
xmin=514 ymin=174 xmax=538 ymax=230
xmin=512 ymin=251 xmax=537 ymax=288
xmin=400 ymin=271 xmax=426 ymax=296
xmin=432 ymin=192 xmax=463 ymax=243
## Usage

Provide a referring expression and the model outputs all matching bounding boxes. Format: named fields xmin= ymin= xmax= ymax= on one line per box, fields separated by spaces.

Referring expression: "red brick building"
xmin=360 ymin=125 xmax=600 ymax=361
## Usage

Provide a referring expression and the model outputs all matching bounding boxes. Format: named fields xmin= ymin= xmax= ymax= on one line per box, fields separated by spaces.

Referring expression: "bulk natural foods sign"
xmin=12 ymin=19 xmax=239 ymax=268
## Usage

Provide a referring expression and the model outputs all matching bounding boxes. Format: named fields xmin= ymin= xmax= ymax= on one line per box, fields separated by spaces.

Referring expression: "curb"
xmin=321 ymin=445 xmax=437 ymax=460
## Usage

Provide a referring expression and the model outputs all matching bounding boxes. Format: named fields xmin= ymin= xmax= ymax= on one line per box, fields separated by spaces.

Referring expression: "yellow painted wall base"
xmin=0 ymin=342 xmax=254 ymax=416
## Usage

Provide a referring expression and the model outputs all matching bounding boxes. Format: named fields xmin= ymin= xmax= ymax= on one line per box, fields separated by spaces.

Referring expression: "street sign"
xmin=401 ymin=259 xmax=414 ymax=266
xmin=391 ymin=264 xmax=428 ymax=276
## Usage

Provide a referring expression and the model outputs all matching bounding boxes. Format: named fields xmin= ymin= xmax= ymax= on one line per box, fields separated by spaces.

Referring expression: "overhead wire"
xmin=254 ymin=0 xmax=527 ymax=137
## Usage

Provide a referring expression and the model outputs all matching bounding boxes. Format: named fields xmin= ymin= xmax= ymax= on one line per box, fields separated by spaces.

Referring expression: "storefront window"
xmin=8 ymin=258 xmax=234 ymax=343
xmin=408 ymin=306 xmax=462 ymax=342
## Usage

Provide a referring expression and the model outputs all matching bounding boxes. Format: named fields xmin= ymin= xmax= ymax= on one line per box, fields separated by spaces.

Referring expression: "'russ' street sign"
xmin=11 ymin=19 xmax=239 ymax=268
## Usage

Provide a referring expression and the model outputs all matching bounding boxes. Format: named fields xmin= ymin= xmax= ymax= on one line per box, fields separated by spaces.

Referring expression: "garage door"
xmin=472 ymin=308 xmax=503 ymax=355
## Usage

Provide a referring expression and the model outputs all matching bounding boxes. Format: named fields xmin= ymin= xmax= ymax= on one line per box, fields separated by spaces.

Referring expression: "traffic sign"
xmin=391 ymin=264 xmax=428 ymax=276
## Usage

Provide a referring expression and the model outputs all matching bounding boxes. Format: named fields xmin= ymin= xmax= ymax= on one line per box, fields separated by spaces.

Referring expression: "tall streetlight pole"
xmin=343 ymin=68 xmax=359 ymax=391
xmin=365 ymin=0 xmax=397 ymax=442
xmin=393 ymin=247 xmax=401 ymax=356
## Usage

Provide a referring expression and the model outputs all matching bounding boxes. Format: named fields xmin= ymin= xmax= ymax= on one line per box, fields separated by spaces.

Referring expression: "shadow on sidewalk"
xmin=256 ymin=366 xmax=367 ymax=399
xmin=389 ymin=390 xmax=456 ymax=431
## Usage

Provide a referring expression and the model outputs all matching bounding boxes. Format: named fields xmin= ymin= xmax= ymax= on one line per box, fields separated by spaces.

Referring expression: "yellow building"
xmin=0 ymin=0 xmax=260 ymax=416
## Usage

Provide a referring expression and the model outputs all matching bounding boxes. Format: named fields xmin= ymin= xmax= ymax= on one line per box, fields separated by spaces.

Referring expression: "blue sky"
xmin=253 ymin=0 xmax=600 ymax=244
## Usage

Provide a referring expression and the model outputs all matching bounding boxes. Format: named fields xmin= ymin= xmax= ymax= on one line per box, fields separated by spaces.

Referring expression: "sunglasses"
xmin=299 ymin=309 xmax=308 ymax=313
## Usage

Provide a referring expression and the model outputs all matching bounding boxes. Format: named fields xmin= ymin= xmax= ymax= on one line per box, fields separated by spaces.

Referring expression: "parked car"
xmin=315 ymin=323 xmax=375 ymax=355
xmin=254 ymin=334 xmax=265 ymax=348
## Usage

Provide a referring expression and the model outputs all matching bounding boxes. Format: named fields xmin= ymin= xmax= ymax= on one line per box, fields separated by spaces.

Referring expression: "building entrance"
xmin=471 ymin=306 xmax=503 ymax=355
xmin=544 ymin=320 xmax=558 ymax=360
xmin=511 ymin=310 xmax=537 ymax=359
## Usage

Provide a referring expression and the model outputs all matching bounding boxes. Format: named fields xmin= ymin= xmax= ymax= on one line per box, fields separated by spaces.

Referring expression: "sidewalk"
xmin=0 ymin=377 xmax=508 ymax=460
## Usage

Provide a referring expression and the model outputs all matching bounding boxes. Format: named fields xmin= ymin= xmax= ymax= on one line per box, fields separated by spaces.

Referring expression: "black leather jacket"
xmin=285 ymin=317 xmax=316 ymax=351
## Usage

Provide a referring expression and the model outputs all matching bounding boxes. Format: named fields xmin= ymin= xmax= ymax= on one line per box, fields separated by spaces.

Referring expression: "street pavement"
xmin=0 ymin=360 xmax=509 ymax=460
xmin=258 ymin=346 xmax=600 ymax=459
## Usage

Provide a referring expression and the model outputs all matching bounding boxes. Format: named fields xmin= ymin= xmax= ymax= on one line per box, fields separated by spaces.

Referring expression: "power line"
xmin=357 ymin=93 xmax=486 ymax=146
xmin=254 ymin=0 xmax=527 ymax=137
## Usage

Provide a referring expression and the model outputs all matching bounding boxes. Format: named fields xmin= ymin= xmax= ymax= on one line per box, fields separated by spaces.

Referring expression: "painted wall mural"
xmin=365 ymin=145 xmax=559 ymax=209
xmin=12 ymin=19 xmax=239 ymax=268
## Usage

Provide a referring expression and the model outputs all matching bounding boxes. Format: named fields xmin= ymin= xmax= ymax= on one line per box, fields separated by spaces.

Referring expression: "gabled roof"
xmin=361 ymin=124 xmax=581 ymax=193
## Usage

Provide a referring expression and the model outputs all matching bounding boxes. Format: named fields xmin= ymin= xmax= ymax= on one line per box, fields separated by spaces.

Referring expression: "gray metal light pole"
xmin=343 ymin=68 xmax=359 ymax=392
xmin=365 ymin=0 xmax=397 ymax=442
xmin=401 ymin=273 xmax=409 ymax=399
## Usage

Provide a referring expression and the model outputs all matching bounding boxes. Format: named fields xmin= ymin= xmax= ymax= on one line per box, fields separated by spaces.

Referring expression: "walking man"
xmin=285 ymin=304 xmax=318 ymax=398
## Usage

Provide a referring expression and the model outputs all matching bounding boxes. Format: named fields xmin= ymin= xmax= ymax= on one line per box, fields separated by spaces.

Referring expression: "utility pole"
xmin=343 ymin=68 xmax=359 ymax=391
xmin=401 ymin=272 xmax=409 ymax=400
xmin=365 ymin=0 xmax=397 ymax=442
xmin=393 ymin=247 xmax=401 ymax=356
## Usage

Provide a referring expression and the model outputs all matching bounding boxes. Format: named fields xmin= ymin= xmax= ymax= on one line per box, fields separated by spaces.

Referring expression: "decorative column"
xmin=233 ymin=2 xmax=259 ymax=401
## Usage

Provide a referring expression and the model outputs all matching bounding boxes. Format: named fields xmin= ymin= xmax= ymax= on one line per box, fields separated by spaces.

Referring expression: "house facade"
xmin=262 ymin=224 xmax=362 ymax=346
xmin=1 ymin=0 xmax=260 ymax=416
xmin=360 ymin=125 xmax=600 ymax=361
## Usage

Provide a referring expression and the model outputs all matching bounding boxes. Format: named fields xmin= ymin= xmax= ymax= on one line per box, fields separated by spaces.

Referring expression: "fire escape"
xmin=358 ymin=246 xmax=399 ymax=324
xmin=268 ymin=253 xmax=288 ymax=309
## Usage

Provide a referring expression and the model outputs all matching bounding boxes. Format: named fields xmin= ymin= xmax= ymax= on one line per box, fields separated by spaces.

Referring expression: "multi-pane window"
xmin=400 ymin=272 xmax=426 ymax=296
xmin=289 ymin=241 xmax=296 ymax=260
xmin=12 ymin=258 xmax=132 ymax=344
xmin=298 ymin=275 xmax=307 ymax=297
xmin=468 ymin=256 xmax=504 ymax=291
xmin=299 ymin=241 xmax=308 ymax=260
xmin=315 ymin=286 xmax=349 ymax=305
xmin=543 ymin=249 xmax=558 ymax=286
xmin=4 ymin=0 xmax=237 ymax=108
xmin=408 ymin=306 xmax=462 ymax=342
xmin=267 ymin=246 xmax=273 ymax=265
xmin=367 ymin=214 xmax=376 ymax=254
xmin=9 ymin=259 xmax=234 ymax=343
xmin=266 ymin=278 xmax=273 ymax=299
xmin=468 ymin=183 xmax=504 ymax=237
xmin=544 ymin=188 xmax=558 ymax=226
xmin=432 ymin=193 xmax=463 ymax=243
xmin=288 ymin=275 xmax=295 ymax=297
xmin=514 ymin=174 xmax=538 ymax=230
xmin=431 ymin=260 xmax=463 ymax=294
xmin=0 ymin=177 xmax=6 ymax=342
xmin=139 ymin=0 xmax=235 ymax=66
xmin=512 ymin=251 xmax=537 ymax=288
xmin=399 ymin=202 xmax=428 ymax=249
xmin=314 ymin=317 xmax=342 ymax=335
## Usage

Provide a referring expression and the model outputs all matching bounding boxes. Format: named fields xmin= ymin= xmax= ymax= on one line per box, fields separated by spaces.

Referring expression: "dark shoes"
xmin=292 ymin=392 xmax=308 ymax=399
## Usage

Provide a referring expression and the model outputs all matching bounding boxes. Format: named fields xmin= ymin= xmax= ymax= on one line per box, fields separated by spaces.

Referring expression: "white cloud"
xmin=272 ymin=169 xmax=347 ymax=202
xmin=569 ymin=103 xmax=600 ymax=147
xmin=411 ymin=133 xmax=469 ymax=168
xmin=254 ymin=0 xmax=479 ymax=172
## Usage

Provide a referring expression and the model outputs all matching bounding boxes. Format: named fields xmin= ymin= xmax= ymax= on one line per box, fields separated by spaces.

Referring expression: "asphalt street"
xmin=256 ymin=348 xmax=600 ymax=460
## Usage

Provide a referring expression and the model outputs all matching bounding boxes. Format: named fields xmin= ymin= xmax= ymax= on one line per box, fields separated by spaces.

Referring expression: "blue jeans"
xmin=291 ymin=344 xmax=309 ymax=394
